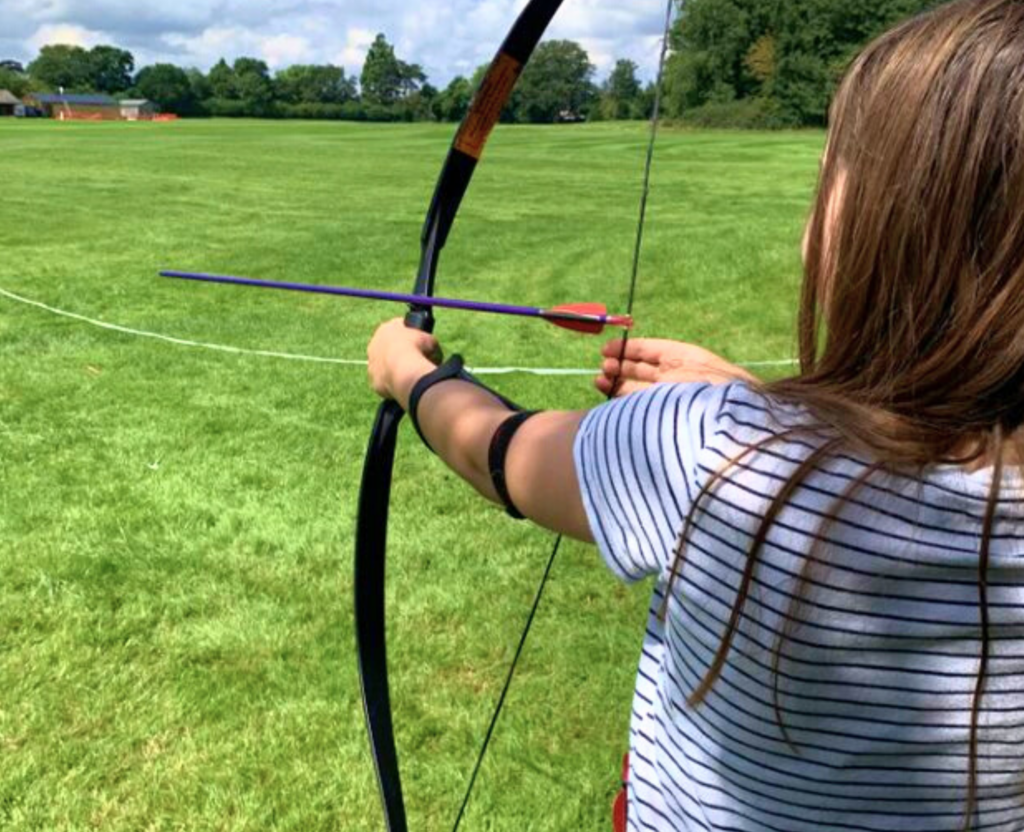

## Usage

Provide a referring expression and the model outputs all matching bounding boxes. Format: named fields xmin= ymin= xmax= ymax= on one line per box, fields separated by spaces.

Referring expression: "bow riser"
xmin=416 ymin=1 xmax=566 ymax=301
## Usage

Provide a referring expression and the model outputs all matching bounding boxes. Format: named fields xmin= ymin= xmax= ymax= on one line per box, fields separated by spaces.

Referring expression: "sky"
xmin=0 ymin=0 xmax=671 ymax=86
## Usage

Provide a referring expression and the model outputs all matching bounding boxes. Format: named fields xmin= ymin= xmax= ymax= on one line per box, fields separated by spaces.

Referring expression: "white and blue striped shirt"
xmin=573 ymin=382 xmax=1024 ymax=832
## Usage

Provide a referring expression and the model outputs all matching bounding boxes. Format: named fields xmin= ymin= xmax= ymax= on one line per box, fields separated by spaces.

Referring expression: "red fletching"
xmin=545 ymin=303 xmax=634 ymax=334
xmin=548 ymin=303 xmax=608 ymax=334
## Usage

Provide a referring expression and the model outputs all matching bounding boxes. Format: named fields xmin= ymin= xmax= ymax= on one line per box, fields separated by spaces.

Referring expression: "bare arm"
xmin=367 ymin=321 xmax=755 ymax=545
xmin=367 ymin=319 xmax=592 ymax=541
xmin=415 ymin=382 xmax=593 ymax=541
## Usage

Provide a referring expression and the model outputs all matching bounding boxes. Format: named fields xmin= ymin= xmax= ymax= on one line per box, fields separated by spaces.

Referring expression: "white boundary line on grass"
xmin=0 ymin=285 xmax=365 ymax=366
xmin=0 ymin=285 xmax=799 ymax=375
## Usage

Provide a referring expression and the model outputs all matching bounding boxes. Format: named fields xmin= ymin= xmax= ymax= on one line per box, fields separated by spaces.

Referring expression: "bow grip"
xmin=403 ymin=307 xmax=435 ymax=335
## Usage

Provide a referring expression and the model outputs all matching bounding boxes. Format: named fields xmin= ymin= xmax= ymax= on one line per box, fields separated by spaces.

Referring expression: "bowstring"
xmin=616 ymin=0 xmax=676 ymax=381
xmin=450 ymin=3 xmax=677 ymax=829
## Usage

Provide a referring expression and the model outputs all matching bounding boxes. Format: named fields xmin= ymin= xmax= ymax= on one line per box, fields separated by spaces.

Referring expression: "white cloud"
xmin=260 ymin=34 xmax=311 ymax=68
xmin=577 ymin=38 xmax=614 ymax=74
xmin=27 ymin=22 xmax=106 ymax=51
xmin=552 ymin=0 xmax=670 ymax=77
xmin=336 ymin=27 xmax=375 ymax=73
xmin=163 ymin=26 xmax=253 ymax=66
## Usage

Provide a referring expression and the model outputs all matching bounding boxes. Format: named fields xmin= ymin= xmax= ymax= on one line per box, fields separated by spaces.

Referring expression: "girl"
xmin=367 ymin=1 xmax=1024 ymax=829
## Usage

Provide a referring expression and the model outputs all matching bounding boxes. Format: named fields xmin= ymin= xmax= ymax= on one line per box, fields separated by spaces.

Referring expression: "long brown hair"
xmin=671 ymin=1 xmax=1024 ymax=827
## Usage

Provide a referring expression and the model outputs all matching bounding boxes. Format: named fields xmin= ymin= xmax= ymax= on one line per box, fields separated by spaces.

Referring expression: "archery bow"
xmin=354 ymin=1 xmax=676 ymax=829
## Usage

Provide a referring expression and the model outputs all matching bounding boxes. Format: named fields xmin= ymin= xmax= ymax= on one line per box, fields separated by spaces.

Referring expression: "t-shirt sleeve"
xmin=573 ymin=382 xmax=730 ymax=582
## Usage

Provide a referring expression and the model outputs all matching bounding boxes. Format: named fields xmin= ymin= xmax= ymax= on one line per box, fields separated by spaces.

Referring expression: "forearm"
xmin=416 ymin=379 xmax=513 ymax=504
xmin=391 ymin=357 xmax=592 ymax=540
xmin=390 ymin=355 xmax=512 ymax=504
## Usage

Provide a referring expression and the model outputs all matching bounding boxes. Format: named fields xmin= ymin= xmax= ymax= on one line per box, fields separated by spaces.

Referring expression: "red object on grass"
xmin=613 ymin=753 xmax=629 ymax=832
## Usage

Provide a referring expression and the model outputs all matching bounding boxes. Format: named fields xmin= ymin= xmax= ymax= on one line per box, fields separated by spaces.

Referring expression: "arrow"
xmin=159 ymin=270 xmax=633 ymax=335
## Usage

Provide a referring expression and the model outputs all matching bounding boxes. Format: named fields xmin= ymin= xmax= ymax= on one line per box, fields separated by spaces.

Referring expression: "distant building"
xmin=26 ymin=93 xmax=120 ymax=120
xmin=120 ymin=99 xmax=158 ymax=121
xmin=0 ymin=89 xmax=19 ymax=117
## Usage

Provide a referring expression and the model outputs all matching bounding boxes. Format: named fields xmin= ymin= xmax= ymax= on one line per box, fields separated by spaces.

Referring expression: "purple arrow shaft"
xmin=159 ymin=270 xmax=610 ymax=325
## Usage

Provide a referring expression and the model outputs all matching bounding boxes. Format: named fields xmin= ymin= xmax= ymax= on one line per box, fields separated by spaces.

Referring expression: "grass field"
xmin=0 ymin=118 xmax=823 ymax=831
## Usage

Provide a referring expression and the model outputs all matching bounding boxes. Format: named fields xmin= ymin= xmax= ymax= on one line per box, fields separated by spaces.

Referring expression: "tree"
xmin=88 ymin=45 xmax=134 ymax=93
xmin=514 ymin=40 xmax=596 ymax=123
xmin=745 ymin=34 xmax=777 ymax=86
xmin=771 ymin=0 xmax=936 ymax=123
xmin=397 ymin=61 xmax=426 ymax=97
xmin=771 ymin=52 xmax=831 ymax=124
xmin=233 ymin=57 xmax=273 ymax=106
xmin=27 ymin=43 xmax=133 ymax=94
xmin=28 ymin=45 xmax=92 ymax=90
xmin=187 ymin=68 xmax=211 ymax=104
xmin=134 ymin=64 xmax=197 ymax=114
xmin=662 ymin=0 xmax=755 ymax=116
xmin=637 ymin=82 xmax=658 ymax=120
xmin=207 ymin=59 xmax=236 ymax=99
xmin=360 ymin=34 xmax=403 ymax=105
xmin=200 ymin=57 xmax=273 ymax=117
xmin=656 ymin=0 xmax=937 ymax=127
xmin=434 ymin=75 xmax=473 ymax=121
xmin=0 ymin=66 xmax=30 ymax=97
xmin=275 ymin=64 xmax=356 ymax=104
xmin=396 ymin=81 xmax=437 ymax=122
xmin=600 ymin=59 xmax=642 ymax=120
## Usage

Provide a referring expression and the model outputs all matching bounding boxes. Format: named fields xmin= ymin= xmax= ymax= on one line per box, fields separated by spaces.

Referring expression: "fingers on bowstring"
xmin=600 ymin=357 xmax=621 ymax=378
xmin=601 ymin=337 xmax=667 ymax=366
xmin=601 ymin=338 xmax=629 ymax=359
xmin=594 ymin=374 xmax=614 ymax=396
xmin=602 ymin=357 xmax=660 ymax=384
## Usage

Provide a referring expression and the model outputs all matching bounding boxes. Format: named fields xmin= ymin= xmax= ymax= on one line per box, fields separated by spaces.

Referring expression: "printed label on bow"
xmin=454 ymin=52 xmax=523 ymax=160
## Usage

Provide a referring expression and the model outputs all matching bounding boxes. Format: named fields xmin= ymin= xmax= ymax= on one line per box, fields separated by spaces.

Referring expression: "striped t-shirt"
xmin=573 ymin=381 xmax=1024 ymax=832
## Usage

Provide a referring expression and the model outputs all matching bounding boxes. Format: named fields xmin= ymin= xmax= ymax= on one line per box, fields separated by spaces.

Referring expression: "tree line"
xmin=0 ymin=1 xmax=940 ymax=127
xmin=664 ymin=0 xmax=939 ymax=127
xmin=0 ymin=36 xmax=648 ymax=124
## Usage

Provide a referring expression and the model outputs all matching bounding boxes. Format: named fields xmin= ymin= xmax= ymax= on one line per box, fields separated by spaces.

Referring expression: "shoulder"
xmin=571 ymin=381 xmax=820 ymax=582
xmin=574 ymin=380 xmax=801 ymax=462
xmin=703 ymin=381 xmax=807 ymax=447
xmin=581 ymin=380 xmax=798 ymax=443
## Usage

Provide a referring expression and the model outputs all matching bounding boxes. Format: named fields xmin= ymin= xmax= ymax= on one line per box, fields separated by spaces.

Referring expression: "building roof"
xmin=31 ymin=93 xmax=117 ymax=106
xmin=0 ymin=89 xmax=20 ymax=106
xmin=119 ymin=99 xmax=152 ymax=107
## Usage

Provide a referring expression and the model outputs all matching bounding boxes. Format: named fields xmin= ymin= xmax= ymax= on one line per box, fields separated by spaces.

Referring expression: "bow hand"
xmin=367 ymin=318 xmax=443 ymax=405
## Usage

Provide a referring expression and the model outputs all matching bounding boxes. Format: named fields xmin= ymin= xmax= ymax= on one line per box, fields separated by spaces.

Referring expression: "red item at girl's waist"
xmin=613 ymin=753 xmax=629 ymax=832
